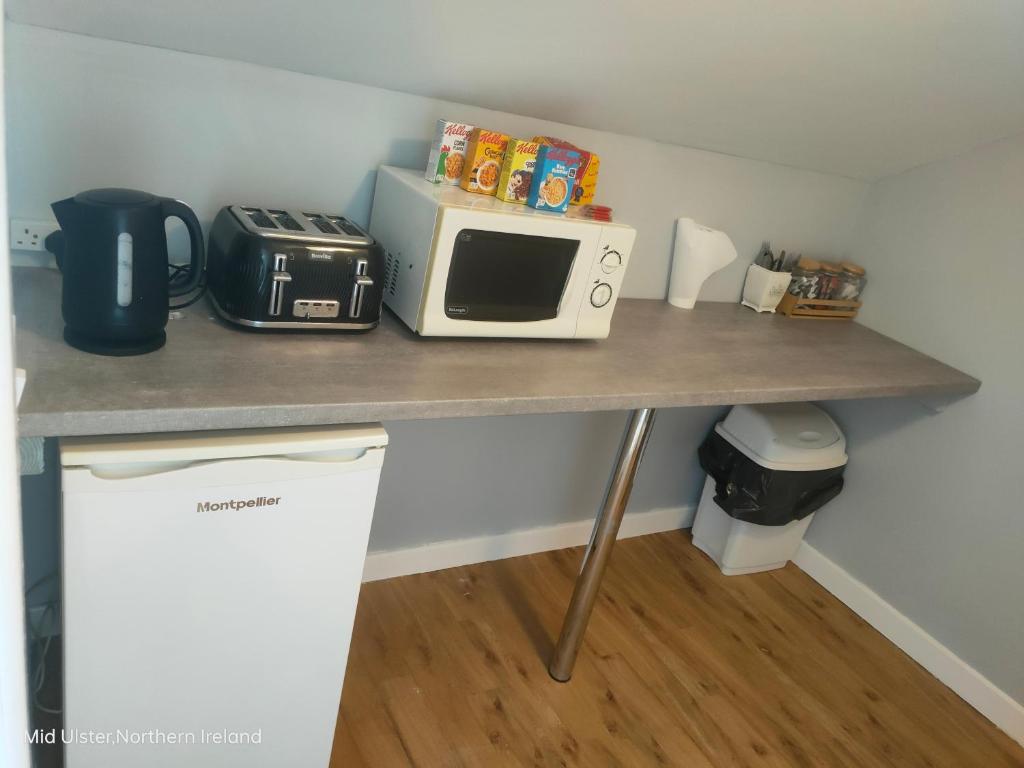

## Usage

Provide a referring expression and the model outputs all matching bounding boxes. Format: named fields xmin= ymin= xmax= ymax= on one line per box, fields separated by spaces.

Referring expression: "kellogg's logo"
xmin=444 ymin=123 xmax=472 ymax=137
xmin=477 ymin=130 xmax=506 ymax=144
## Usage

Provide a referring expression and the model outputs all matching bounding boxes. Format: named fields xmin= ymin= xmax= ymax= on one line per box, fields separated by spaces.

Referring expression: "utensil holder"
xmin=741 ymin=264 xmax=792 ymax=313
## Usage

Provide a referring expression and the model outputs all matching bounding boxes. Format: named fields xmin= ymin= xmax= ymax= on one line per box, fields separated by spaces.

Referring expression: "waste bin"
xmin=692 ymin=402 xmax=847 ymax=575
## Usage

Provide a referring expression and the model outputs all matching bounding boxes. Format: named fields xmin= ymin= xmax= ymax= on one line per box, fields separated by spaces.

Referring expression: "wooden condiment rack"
xmin=777 ymin=292 xmax=862 ymax=320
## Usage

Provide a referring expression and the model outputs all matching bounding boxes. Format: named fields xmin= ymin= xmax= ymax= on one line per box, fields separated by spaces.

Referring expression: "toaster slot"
xmin=328 ymin=216 xmax=366 ymax=237
xmin=247 ymin=209 xmax=278 ymax=229
xmin=304 ymin=213 xmax=340 ymax=235
xmin=268 ymin=209 xmax=303 ymax=231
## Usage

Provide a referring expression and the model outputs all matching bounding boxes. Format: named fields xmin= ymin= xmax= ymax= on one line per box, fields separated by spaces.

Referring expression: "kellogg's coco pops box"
xmin=496 ymin=140 xmax=540 ymax=204
xmin=459 ymin=128 xmax=509 ymax=195
xmin=526 ymin=145 xmax=581 ymax=213
xmin=532 ymin=136 xmax=600 ymax=205
xmin=425 ymin=120 xmax=475 ymax=185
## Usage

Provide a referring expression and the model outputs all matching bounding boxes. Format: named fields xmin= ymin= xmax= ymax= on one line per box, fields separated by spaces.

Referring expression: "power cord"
xmin=168 ymin=262 xmax=208 ymax=311
xmin=24 ymin=571 xmax=62 ymax=715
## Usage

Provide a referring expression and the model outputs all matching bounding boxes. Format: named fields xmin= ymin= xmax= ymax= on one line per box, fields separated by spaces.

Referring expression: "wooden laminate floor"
xmin=332 ymin=531 xmax=1023 ymax=768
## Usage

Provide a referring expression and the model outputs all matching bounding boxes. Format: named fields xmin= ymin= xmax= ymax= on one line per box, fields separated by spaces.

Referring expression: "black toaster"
xmin=206 ymin=205 xmax=385 ymax=330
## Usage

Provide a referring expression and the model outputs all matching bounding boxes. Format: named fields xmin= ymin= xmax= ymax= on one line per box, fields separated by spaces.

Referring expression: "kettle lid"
xmin=74 ymin=188 xmax=158 ymax=207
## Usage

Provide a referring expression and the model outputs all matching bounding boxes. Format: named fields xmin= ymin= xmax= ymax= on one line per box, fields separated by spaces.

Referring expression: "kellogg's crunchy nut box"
xmin=425 ymin=120 xmax=475 ymax=185
xmin=496 ymin=140 xmax=540 ymax=204
xmin=526 ymin=145 xmax=581 ymax=214
xmin=460 ymin=129 xmax=509 ymax=195
xmin=532 ymin=136 xmax=600 ymax=205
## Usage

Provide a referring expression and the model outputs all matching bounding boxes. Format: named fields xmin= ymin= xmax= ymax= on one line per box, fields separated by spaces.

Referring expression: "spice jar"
xmin=817 ymin=261 xmax=844 ymax=299
xmin=838 ymin=261 xmax=867 ymax=301
xmin=787 ymin=257 xmax=821 ymax=298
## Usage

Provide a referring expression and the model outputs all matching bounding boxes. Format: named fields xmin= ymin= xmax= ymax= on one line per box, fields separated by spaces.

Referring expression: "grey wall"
xmin=374 ymin=408 xmax=724 ymax=550
xmin=5 ymin=25 xmax=866 ymax=301
xmin=8 ymin=1 xmax=1024 ymax=180
xmin=5 ymin=23 xmax=867 ymax=560
xmin=805 ymin=133 xmax=1024 ymax=702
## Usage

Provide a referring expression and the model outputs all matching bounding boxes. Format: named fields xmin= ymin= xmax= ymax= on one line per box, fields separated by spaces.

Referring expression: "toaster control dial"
xmin=600 ymin=250 xmax=622 ymax=274
xmin=590 ymin=282 xmax=613 ymax=308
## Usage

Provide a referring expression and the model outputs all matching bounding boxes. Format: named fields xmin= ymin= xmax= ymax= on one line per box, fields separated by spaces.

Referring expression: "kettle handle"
xmin=161 ymin=198 xmax=205 ymax=297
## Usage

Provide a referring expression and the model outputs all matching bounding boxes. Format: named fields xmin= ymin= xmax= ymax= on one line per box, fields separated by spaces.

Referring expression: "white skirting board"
xmin=362 ymin=505 xmax=695 ymax=583
xmin=794 ymin=542 xmax=1024 ymax=747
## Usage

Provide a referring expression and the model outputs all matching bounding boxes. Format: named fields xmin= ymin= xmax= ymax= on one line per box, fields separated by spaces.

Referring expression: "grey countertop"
xmin=13 ymin=267 xmax=980 ymax=438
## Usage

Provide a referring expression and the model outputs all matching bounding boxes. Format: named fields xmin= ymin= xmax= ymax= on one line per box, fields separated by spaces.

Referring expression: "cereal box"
xmin=526 ymin=145 xmax=581 ymax=214
xmin=425 ymin=120 xmax=475 ymax=185
xmin=532 ymin=136 xmax=600 ymax=205
xmin=495 ymin=140 xmax=540 ymax=204
xmin=460 ymin=129 xmax=509 ymax=195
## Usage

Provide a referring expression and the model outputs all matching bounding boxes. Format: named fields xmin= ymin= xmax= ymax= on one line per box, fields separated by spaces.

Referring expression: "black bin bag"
xmin=698 ymin=430 xmax=845 ymax=526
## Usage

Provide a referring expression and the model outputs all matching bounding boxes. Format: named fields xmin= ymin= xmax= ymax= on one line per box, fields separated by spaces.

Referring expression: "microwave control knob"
xmin=600 ymin=250 xmax=622 ymax=274
xmin=590 ymin=282 xmax=613 ymax=308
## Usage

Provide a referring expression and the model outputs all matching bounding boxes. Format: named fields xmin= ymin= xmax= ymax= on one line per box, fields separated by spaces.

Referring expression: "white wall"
xmin=4 ymin=23 xmax=867 ymax=555
xmin=0 ymin=5 xmax=33 ymax=766
xmin=805 ymin=133 xmax=1024 ymax=703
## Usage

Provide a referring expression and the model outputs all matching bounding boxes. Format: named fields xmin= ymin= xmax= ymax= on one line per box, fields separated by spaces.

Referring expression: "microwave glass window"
xmin=445 ymin=229 xmax=579 ymax=322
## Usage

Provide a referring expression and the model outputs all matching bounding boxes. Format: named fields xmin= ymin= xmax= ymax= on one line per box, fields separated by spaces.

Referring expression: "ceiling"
xmin=7 ymin=0 xmax=1024 ymax=180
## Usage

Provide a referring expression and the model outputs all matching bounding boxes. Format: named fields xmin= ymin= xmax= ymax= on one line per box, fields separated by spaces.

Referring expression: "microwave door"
xmin=443 ymin=229 xmax=580 ymax=322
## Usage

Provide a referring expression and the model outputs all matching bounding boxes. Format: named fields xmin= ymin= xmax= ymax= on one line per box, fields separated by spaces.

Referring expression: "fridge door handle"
xmin=75 ymin=447 xmax=386 ymax=484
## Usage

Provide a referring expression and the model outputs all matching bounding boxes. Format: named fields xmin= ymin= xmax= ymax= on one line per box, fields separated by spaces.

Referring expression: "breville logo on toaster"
xmin=196 ymin=496 xmax=280 ymax=513
xmin=309 ymin=252 xmax=334 ymax=261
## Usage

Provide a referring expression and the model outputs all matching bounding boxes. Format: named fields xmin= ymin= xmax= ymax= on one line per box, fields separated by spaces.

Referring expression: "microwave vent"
xmin=384 ymin=252 xmax=400 ymax=296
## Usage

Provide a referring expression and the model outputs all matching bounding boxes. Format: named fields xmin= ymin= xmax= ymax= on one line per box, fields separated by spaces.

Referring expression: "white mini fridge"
xmin=60 ymin=424 xmax=388 ymax=768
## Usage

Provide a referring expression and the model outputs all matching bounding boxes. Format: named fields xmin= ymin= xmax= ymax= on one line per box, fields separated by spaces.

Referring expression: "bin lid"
xmin=715 ymin=403 xmax=847 ymax=471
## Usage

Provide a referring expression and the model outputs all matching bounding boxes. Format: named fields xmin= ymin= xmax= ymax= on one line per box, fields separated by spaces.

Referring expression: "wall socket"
xmin=10 ymin=219 xmax=59 ymax=252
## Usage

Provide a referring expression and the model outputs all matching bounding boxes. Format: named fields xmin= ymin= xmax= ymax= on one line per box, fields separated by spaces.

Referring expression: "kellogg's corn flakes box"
xmin=460 ymin=129 xmax=509 ymax=195
xmin=496 ymin=140 xmax=540 ymax=204
xmin=526 ymin=145 xmax=580 ymax=214
xmin=425 ymin=120 xmax=475 ymax=185
xmin=532 ymin=136 xmax=600 ymax=205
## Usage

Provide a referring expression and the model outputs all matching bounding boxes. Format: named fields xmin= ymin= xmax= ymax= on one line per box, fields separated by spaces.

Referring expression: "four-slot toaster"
xmin=206 ymin=205 xmax=385 ymax=330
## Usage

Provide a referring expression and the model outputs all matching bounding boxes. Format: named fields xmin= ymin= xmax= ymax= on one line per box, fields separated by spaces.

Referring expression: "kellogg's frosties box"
xmin=460 ymin=128 xmax=509 ymax=195
xmin=526 ymin=145 xmax=580 ymax=213
xmin=532 ymin=136 xmax=600 ymax=205
xmin=425 ymin=120 xmax=475 ymax=185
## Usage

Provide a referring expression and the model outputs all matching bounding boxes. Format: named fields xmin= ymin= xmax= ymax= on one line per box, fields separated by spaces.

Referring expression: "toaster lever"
xmin=268 ymin=253 xmax=292 ymax=317
xmin=349 ymin=275 xmax=374 ymax=319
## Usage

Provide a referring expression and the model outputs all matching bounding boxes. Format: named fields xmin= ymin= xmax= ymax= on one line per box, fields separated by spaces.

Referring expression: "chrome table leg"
xmin=548 ymin=407 xmax=657 ymax=682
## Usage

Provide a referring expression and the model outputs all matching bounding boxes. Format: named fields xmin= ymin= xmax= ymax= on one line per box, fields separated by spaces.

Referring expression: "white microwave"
xmin=368 ymin=166 xmax=635 ymax=338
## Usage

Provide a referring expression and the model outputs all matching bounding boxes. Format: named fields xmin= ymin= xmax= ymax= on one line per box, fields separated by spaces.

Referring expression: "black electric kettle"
xmin=51 ymin=188 xmax=205 ymax=355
